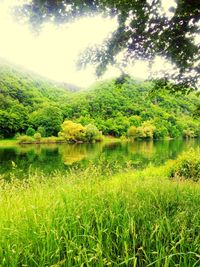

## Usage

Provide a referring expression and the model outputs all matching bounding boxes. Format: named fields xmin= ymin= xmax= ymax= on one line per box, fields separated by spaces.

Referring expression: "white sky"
xmin=0 ymin=0 xmax=188 ymax=87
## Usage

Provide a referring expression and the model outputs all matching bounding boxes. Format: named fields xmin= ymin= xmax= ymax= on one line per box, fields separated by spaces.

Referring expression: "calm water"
xmin=0 ymin=139 xmax=199 ymax=180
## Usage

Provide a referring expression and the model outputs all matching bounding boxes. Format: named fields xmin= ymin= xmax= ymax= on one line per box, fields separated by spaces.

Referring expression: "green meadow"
xmin=1 ymin=161 xmax=200 ymax=267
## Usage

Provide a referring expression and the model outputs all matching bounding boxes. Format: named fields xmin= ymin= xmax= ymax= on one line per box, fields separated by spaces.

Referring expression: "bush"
xmin=85 ymin=124 xmax=102 ymax=142
xmin=26 ymin=127 xmax=35 ymax=137
xmin=169 ymin=149 xmax=200 ymax=181
xmin=14 ymin=133 xmax=21 ymax=139
xmin=127 ymin=125 xmax=137 ymax=138
xmin=37 ymin=126 xmax=46 ymax=137
xmin=17 ymin=135 xmax=34 ymax=144
xmin=59 ymin=120 xmax=86 ymax=142
xmin=34 ymin=132 xmax=42 ymax=141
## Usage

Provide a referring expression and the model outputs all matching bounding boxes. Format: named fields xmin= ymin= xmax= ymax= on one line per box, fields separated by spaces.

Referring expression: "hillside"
xmin=64 ymin=78 xmax=200 ymax=138
xmin=0 ymin=63 xmax=199 ymax=139
xmin=0 ymin=62 xmax=70 ymax=137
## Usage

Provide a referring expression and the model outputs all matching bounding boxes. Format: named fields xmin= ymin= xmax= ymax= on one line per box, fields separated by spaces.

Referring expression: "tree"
xmin=34 ymin=132 xmax=42 ymax=141
xmin=85 ymin=124 xmax=102 ymax=142
xmin=26 ymin=127 xmax=36 ymax=136
xmin=136 ymin=121 xmax=155 ymax=139
xmin=37 ymin=126 xmax=46 ymax=137
xmin=59 ymin=120 xmax=86 ymax=142
xmin=18 ymin=0 xmax=200 ymax=90
xmin=29 ymin=106 xmax=63 ymax=136
xmin=127 ymin=125 xmax=137 ymax=138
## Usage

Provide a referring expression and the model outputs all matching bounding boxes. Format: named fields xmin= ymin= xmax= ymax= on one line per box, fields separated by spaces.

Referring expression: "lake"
xmin=0 ymin=139 xmax=199 ymax=180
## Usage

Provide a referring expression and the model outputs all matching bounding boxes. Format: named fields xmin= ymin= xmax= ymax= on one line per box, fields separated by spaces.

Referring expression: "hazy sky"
xmin=0 ymin=0 xmax=183 ymax=87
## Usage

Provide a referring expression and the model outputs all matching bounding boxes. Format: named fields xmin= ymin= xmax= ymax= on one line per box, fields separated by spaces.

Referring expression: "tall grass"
xmin=0 ymin=165 xmax=200 ymax=266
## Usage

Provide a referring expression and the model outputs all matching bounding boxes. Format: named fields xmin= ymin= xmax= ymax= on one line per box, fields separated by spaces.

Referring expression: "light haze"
xmin=0 ymin=0 xmax=179 ymax=87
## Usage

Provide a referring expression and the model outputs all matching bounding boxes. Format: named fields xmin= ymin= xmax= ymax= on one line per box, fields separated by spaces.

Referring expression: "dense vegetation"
xmin=1 ymin=157 xmax=200 ymax=266
xmin=169 ymin=148 xmax=200 ymax=182
xmin=0 ymin=63 xmax=200 ymax=140
xmin=67 ymin=79 xmax=200 ymax=139
xmin=0 ymin=62 xmax=69 ymax=138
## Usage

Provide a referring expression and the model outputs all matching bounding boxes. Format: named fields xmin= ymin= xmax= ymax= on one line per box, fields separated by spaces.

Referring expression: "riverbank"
xmin=0 ymin=136 xmax=123 ymax=146
xmin=0 ymin=139 xmax=17 ymax=147
xmin=1 ymin=165 xmax=200 ymax=266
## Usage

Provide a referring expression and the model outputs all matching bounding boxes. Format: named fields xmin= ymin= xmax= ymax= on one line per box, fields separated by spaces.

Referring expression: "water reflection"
xmin=0 ymin=139 xmax=199 ymax=180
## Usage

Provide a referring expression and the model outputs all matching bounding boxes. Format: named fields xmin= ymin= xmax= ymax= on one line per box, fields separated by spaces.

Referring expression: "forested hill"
xmin=0 ymin=63 xmax=200 ymax=139
xmin=0 ymin=62 xmax=70 ymax=137
xmin=65 ymin=79 xmax=200 ymax=138
xmin=0 ymin=61 xmax=70 ymax=105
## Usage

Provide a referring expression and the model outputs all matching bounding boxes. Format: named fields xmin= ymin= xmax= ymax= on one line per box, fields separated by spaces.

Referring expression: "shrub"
xmin=37 ymin=126 xmax=46 ymax=137
xmin=85 ymin=124 xmax=102 ymax=142
xmin=34 ymin=132 xmax=42 ymax=141
xmin=26 ymin=127 xmax=35 ymax=137
xmin=169 ymin=148 xmax=200 ymax=181
xmin=14 ymin=133 xmax=21 ymax=139
xmin=59 ymin=120 xmax=86 ymax=142
xmin=127 ymin=125 xmax=137 ymax=138
xmin=183 ymin=129 xmax=196 ymax=138
xmin=17 ymin=135 xmax=34 ymax=144
xmin=136 ymin=121 xmax=155 ymax=139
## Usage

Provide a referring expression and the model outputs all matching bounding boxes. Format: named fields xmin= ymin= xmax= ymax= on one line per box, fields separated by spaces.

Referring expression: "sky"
xmin=0 ymin=0 xmax=188 ymax=87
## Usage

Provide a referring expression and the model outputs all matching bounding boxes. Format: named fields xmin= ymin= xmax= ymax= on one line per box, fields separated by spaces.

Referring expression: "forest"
xmin=0 ymin=62 xmax=200 ymax=141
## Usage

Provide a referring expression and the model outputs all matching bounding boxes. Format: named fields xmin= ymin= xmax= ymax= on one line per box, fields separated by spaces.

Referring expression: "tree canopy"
xmin=17 ymin=0 xmax=200 ymax=90
xmin=1 ymin=62 xmax=199 ymax=139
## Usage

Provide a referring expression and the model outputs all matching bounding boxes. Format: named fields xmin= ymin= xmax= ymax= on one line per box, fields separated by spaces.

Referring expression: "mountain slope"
xmin=64 ymin=78 xmax=200 ymax=138
xmin=0 ymin=62 xmax=70 ymax=137
xmin=0 ymin=63 xmax=199 ymax=139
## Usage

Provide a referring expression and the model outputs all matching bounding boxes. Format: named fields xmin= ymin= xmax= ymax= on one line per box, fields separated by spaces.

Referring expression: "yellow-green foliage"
xmin=33 ymin=132 xmax=42 ymax=141
xmin=17 ymin=135 xmax=65 ymax=144
xmin=169 ymin=148 xmax=200 ymax=181
xmin=0 ymin=166 xmax=200 ymax=266
xmin=59 ymin=120 xmax=102 ymax=142
xmin=85 ymin=124 xmax=103 ymax=142
xmin=127 ymin=125 xmax=137 ymax=138
xmin=128 ymin=121 xmax=155 ymax=139
xmin=17 ymin=135 xmax=34 ymax=144
xmin=59 ymin=120 xmax=86 ymax=142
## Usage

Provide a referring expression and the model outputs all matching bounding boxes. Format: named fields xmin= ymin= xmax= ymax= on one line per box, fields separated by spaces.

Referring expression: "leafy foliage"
xmin=17 ymin=0 xmax=200 ymax=89
xmin=0 ymin=63 xmax=199 ymax=139
xmin=59 ymin=120 xmax=102 ymax=142
xmin=26 ymin=127 xmax=36 ymax=136
xmin=29 ymin=106 xmax=63 ymax=136
xmin=65 ymin=78 xmax=200 ymax=138
xmin=59 ymin=120 xmax=86 ymax=142
xmin=0 ymin=62 xmax=69 ymax=137
xmin=169 ymin=149 xmax=200 ymax=181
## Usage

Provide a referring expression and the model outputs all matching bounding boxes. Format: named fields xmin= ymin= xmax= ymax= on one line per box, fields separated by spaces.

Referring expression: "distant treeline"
xmin=0 ymin=64 xmax=200 ymax=139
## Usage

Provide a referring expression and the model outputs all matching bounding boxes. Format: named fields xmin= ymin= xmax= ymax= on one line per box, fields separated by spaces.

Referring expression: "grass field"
xmin=0 ymin=165 xmax=200 ymax=266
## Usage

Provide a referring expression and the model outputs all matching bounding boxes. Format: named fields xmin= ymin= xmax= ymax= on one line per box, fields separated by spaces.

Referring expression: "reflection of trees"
xmin=58 ymin=143 xmax=104 ymax=165
xmin=128 ymin=141 xmax=155 ymax=158
xmin=0 ymin=139 xmax=199 ymax=180
xmin=59 ymin=145 xmax=87 ymax=165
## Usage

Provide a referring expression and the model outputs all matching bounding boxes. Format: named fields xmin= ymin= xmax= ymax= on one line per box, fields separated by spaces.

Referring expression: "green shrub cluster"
xmin=59 ymin=120 xmax=103 ymax=143
xmin=169 ymin=149 xmax=200 ymax=181
xmin=17 ymin=135 xmax=65 ymax=144
xmin=128 ymin=121 xmax=155 ymax=139
xmin=17 ymin=135 xmax=34 ymax=144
